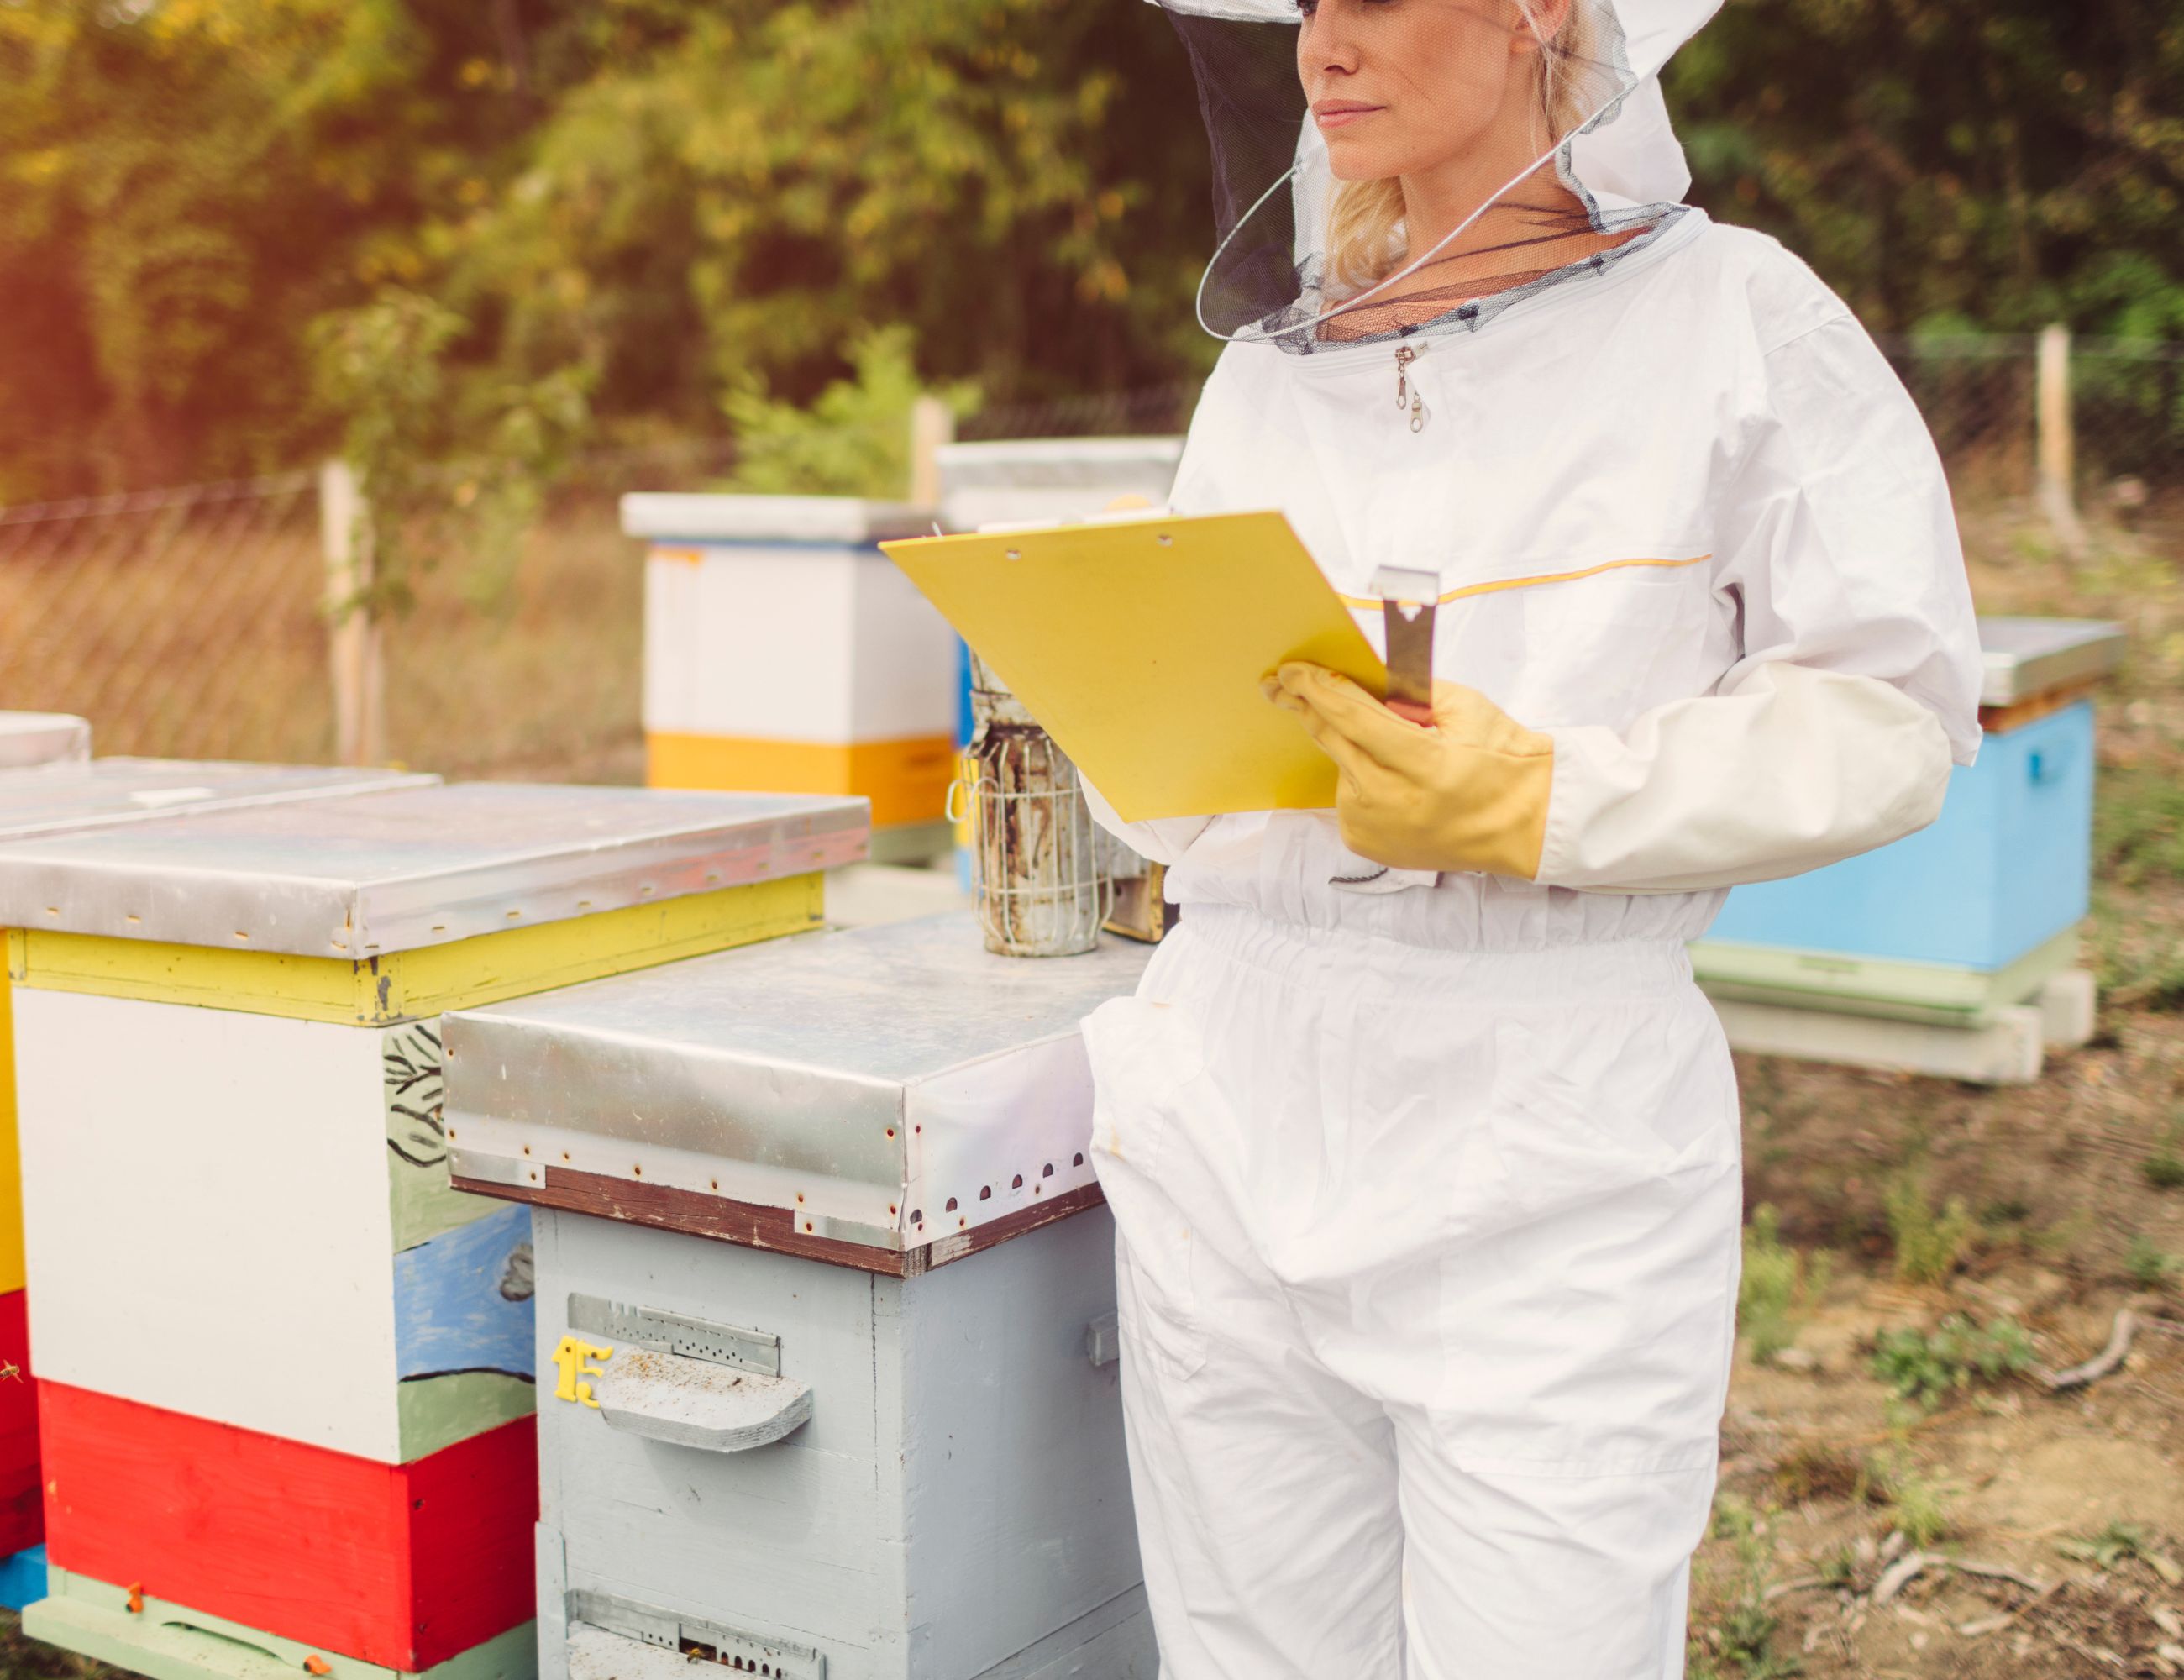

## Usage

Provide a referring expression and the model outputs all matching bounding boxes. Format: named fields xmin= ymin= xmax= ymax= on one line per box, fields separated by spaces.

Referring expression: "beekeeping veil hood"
xmin=1153 ymin=0 xmax=1723 ymax=345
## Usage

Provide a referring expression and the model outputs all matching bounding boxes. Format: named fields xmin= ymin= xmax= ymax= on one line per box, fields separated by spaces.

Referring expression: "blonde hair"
xmin=1323 ymin=0 xmax=1604 ymax=299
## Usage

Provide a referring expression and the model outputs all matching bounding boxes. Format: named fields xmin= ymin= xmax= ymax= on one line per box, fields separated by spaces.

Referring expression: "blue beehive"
xmin=1703 ymin=619 xmax=2124 ymax=975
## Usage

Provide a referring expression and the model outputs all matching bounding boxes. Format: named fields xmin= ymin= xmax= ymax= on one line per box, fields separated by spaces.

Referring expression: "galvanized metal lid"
xmin=442 ymin=914 xmax=1149 ymax=1261
xmin=937 ymin=437 xmax=1184 ymax=533
xmin=0 ymin=781 xmax=868 ymax=958
xmin=1979 ymin=617 xmax=2126 ymax=708
xmin=619 ymin=494 xmax=937 ymax=546
xmin=0 ymin=713 xmax=92 ymax=769
xmin=0 ymin=758 xmax=434 ymax=842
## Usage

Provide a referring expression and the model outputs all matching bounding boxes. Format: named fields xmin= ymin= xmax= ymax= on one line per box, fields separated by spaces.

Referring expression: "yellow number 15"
xmin=550 ymin=1336 xmax=614 ymax=1405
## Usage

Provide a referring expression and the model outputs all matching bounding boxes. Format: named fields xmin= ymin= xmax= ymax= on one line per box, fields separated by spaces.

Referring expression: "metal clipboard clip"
xmin=1372 ymin=565 xmax=1438 ymax=727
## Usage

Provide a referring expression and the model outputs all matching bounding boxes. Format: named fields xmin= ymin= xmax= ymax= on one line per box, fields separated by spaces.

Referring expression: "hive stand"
xmin=1696 ymin=618 xmax=2122 ymax=1086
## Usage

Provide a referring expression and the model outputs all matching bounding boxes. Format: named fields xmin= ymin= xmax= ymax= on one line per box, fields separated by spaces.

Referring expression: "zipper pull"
xmin=1394 ymin=344 xmax=1427 ymax=433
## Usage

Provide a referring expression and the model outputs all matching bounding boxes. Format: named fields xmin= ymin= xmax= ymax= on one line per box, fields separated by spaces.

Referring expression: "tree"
xmin=0 ymin=0 xmax=568 ymax=498
xmin=0 ymin=0 xmax=1209 ymax=501
xmin=1668 ymin=0 xmax=2184 ymax=335
xmin=3 ymin=0 xmax=2180 ymax=504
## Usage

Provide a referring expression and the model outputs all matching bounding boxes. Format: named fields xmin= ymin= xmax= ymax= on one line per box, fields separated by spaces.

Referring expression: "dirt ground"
xmin=1688 ymin=497 xmax=2184 ymax=1678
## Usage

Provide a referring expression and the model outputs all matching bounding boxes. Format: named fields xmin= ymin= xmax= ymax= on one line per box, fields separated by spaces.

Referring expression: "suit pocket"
xmin=1081 ymin=995 xmax=1210 ymax=1380
xmin=1485 ymin=1011 xmax=1738 ymax=1225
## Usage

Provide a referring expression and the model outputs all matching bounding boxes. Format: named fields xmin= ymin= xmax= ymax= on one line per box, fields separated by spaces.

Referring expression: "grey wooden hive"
xmin=442 ymin=915 xmax=1158 ymax=1680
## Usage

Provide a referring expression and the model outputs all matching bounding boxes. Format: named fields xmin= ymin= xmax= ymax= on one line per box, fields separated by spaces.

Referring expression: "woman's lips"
xmin=1315 ymin=104 xmax=1383 ymax=130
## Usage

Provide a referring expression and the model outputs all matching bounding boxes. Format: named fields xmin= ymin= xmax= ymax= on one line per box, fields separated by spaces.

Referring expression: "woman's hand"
xmin=1264 ymin=663 xmax=1554 ymax=879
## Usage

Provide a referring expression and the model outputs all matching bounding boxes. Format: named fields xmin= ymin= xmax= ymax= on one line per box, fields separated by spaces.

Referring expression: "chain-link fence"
xmin=1 ymin=338 xmax=2176 ymax=783
xmin=1879 ymin=334 xmax=2184 ymax=507
xmin=0 ymin=472 xmax=332 ymax=764
xmin=2071 ymin=339 xmax=2184 ymax=501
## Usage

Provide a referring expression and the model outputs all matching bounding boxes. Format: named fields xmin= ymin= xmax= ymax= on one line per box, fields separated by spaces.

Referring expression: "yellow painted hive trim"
xmin=5 ymin=872 xmax=822 ymax=1026
xmin=1336 ymin=554 xmax=1711 ymax=610
xmin=0 ymin=965 xmax=23 ymax=1294
xmin=648 ymin=731 xmax=955 ymax=828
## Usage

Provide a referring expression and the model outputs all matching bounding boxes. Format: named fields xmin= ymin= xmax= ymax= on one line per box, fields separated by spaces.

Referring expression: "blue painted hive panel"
xmin=1704 ymin=702 xmax=2095 ymax=972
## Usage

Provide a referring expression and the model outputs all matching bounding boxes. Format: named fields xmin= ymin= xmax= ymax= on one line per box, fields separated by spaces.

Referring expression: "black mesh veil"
xmin=1156 ymin=0 xmax=1721 ymax=349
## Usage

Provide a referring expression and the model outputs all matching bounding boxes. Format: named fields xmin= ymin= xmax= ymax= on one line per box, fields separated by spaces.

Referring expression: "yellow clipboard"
xmin=882 ymin=511 xmax=1386 ymax=823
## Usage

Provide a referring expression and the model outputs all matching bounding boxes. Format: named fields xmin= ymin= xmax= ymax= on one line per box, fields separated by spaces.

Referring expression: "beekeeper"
xmin=1077 ymin=0 xmax=1983 ymax=1673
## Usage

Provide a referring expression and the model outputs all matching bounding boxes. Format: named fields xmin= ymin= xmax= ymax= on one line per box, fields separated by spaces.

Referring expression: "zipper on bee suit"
xmin=1394 ymin=345 xmax=1428 ymax=433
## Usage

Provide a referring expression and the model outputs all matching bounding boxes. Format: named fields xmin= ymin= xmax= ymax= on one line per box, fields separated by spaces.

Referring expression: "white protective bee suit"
xmin=1077 ymin=1 xmax=1983 ymax=1675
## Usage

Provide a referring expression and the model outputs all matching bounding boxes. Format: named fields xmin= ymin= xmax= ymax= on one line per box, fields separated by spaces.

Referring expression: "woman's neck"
xmin=1380 ymin=122 xmax=1630 ymax=307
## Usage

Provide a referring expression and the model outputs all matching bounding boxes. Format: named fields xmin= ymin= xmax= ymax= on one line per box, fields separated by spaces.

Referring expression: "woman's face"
xmin=1296 ymin=0 xmax=1538 ymax=183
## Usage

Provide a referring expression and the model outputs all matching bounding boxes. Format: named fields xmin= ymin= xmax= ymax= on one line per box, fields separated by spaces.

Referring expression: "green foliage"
xmin=0 ymin=0 xmax=551 ymax=498
xmin=1667 ymin=1 xmax=2184 ymax=339
xmin=0 ymin=0 xmax=1207 ymax=500
xmin=2142 ymin=1152 xmax=2184 ymax=1192
xmin=722 ymin=326 xmax=976 ymax=499
xmin=2058 ymin=1520 xmax=2157 ymax=1571
xmin=2097 ymin=767 xmax=2184 ymax=888
xmin=1871 ymin=1315 xmax=2038 ymax=1406
xmin=4 ymin=0 xmax=2181 ymax=501
xmin=1739 ymin=1205 xmax=1835 ymax=1363
xmin=1865 ymin=1447 xmax=1956 ymax=1546
xmin=1885 ymin=1169 xmax=1977 ymax=1285
xmin=2125 ymin=1235 xmax=2180 ymax=1289
xmin=1885 ymin=1473 xmax=1956 ymax=1550
xmin=2091 ymin=885 xmax=2184 ymax=1013
xmin=1689 ymin=1496 xmax=1804 ymax=1680
xmin=308 ymin=288 xmax=594 ymax=614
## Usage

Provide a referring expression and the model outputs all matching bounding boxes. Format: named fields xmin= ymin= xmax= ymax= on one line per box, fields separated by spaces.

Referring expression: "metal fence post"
xmin=908 ymin=396 xmax=954 ymax=508
xmin=319 ymin=459 xmax=386 ymax=765
xmin=2036 ymin=323 xmax=2087 ymax=557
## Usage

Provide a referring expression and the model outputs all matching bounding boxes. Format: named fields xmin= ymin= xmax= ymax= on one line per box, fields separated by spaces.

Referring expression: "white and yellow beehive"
xmin=0 ymin=759 xmax=437 ymax=1606
xmin=934 ymin=437 xmax=1184 ymax=533
xmin=624 ymin=495 xmax=958 ymax=863
xmin=0 ymin=781 xmax=866 ymax=1680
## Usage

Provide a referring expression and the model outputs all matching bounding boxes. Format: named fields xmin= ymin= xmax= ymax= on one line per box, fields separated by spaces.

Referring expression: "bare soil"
xmin=1689 ymin=496 xmax=2184 ymax=1678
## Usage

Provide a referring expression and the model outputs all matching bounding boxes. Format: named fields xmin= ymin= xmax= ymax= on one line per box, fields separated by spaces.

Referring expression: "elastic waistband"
xmin=1170 ymin=904 xmax=1695 ymax=1003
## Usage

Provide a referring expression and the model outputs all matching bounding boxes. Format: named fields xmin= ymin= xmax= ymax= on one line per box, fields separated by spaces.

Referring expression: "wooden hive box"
xmin=1700 ymin=618 xmax=2125 ymax=985
xmin=441 ymin=916 xmax=1157 ymax=1680
xmin=0 ymin=782 xmax=867 ymax=1680
xmin=622 ymin=496 xmax=959 ymax=864
xmin=0 ymin=759 xmax=439 ymax=1602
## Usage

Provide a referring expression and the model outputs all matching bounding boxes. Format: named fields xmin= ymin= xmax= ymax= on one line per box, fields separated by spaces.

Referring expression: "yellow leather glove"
xmin=1265 ymin=663 xmax=1555 ymax=879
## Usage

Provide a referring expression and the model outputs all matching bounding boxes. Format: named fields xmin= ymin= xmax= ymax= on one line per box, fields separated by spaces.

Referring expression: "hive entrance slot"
xmin=565 ymin=1295 xmax=782 ymax=1378
xmin=569 ymin=1588 xmax=827 ymax=1680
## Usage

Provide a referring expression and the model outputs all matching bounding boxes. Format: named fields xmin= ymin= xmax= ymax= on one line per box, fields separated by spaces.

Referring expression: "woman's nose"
xmin=1305 ymin=1 xmax=1365 ymax=72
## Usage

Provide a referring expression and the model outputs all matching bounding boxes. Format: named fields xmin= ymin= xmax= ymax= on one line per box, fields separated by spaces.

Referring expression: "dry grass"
xmin=382 ymin=501 xmax=645 ymax=784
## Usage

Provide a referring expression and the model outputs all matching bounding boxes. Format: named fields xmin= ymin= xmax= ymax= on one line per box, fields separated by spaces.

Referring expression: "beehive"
xmin=0 ymin=759 xmax=437 ymax=1604
xmin=2 ymin=783 xmax=866 ymax=1680
xmin=1700 ymin=619 xmax=2126 ymax=997
xmin=442 ymin=916 xmax=1157 ymax=1680
xmin=625 ymin=495 xmax=958 ymax=862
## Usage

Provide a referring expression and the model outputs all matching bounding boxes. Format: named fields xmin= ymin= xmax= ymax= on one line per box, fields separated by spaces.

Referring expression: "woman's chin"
xmin=1323 ymin=145 xmax=1403 ymax=185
